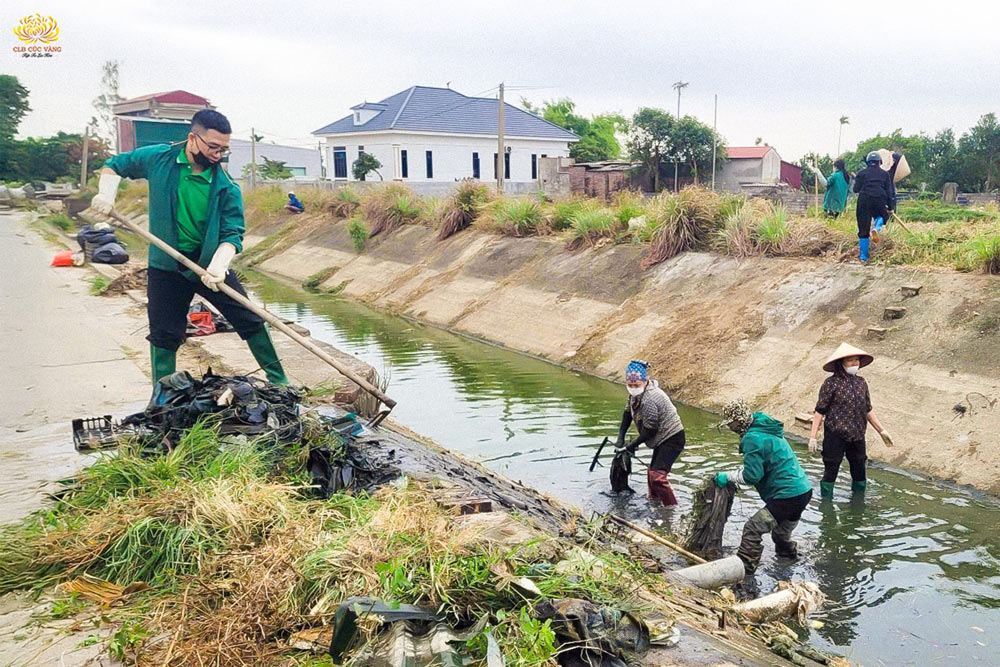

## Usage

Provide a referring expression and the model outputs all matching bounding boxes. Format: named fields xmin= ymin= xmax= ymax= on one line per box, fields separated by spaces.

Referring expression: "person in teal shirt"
xmin=714 ymin=398 xmax=813 ymax=573
xmin=810 ymin=159 xmax=851 ymax=217
xmin=89 ymin=109 xmax=288 ymax=387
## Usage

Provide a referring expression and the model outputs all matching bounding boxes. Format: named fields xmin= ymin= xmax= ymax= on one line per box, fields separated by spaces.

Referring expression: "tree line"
xmin=523 ymin=97 xmax=726 ymax=191
xmin=0 ymin=74 xmax=110 ymax=184
xmin=799 ymin=116 xmax=1000 ymax=193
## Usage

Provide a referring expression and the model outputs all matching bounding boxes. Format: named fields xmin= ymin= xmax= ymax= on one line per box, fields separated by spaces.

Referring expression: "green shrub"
xmin=243 ymin=186 xmax=287 ymax=215
xmin=347 ymin=218 xmax=368 ymax=251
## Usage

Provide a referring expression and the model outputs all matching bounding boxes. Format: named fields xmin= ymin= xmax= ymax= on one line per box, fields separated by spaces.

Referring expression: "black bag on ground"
xmin=91 ymin=241 xmax=129 ymax=264
xmin=684 ymin=479 xmax=736 ymax=560
xmin=76 ymin=226 xmax=117 ymax=250
xmin=609 ymin=448 xmax=633 ymax=493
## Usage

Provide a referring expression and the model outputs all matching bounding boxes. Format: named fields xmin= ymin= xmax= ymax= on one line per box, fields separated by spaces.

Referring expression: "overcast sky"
xmin=5 ymin=0 xmax=1000 ymax=160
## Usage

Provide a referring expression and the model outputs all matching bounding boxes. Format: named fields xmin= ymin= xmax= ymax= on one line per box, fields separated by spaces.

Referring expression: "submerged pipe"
xmin=671 ymin=555 xmax=745 ymax=589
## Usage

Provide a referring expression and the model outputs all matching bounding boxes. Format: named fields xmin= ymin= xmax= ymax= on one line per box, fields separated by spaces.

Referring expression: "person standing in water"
xmin=808 ymin=343 xmax=893 ymax=499
xmin=613 ymin=360 xmax=685 ymax=505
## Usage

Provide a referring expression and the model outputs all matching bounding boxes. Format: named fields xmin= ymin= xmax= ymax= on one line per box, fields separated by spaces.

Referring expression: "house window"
xmin=472 ymin=152 xmax=480 ymax=179
xmin=401 ymin=150 xmax=408 ymax=178
xmin=504 ymin=152 xmax=510 ymax=179
xmin=333 ymin=146 xmax=347 ymax=179
xmin=541 ymin=154 xmax=547 ymax=158
xmin=531 ymin=154 xmax=537 ymax=180
xmin=426 ymin=150 xmax=433 ymax=178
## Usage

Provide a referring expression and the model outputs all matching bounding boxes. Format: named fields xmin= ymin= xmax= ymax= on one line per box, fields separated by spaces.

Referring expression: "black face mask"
xmin=192 ymin=151 xmax=215 ymax=169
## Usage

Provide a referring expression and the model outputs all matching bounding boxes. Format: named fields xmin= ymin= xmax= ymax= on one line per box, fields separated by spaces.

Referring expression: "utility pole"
xmin=672 ymin=81 xmax=688 ymax=192
xmin=497 ymin=83 xmax=505 ymax=193
xmin=250 ymin=127 xmax=258 ymax=190
xmin=711 ymin=94 xmax=717 ymax=192
xmin=80 ymin=127 xmax=90 ymax=190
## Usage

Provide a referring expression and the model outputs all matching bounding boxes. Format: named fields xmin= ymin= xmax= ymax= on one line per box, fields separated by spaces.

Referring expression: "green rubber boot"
xmin=246 ymin=327 xmax=289 ymax=385
xmin=820 ymin=481 xmax=835 ymax=499
xmin=851 ymin=480 xmax=868 ymax=494
xmin=151 ymin=345 xmax=177 ymax=385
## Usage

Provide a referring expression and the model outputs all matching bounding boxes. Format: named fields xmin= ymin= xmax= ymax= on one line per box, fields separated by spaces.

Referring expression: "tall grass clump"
xmin=477 ymin=197 xmax=543 ymax=237
xmin=754 ymin=203 xmax=790 ymax=253
xmin=362 ymin=184 xmax=422 ymax=237
xmin=329 ymin=187 xmax=361 ymax=218
xmin=611 ymin=190 xmax=646 ymax=227
xmin=963 ymin=229 xmax=1000 ymax=273
xmin=547 ymin=197 xmax=587 ymax=231
xmin=567 ymin=204 xmax=618 ymax=248
xmin=641 ymin=188 xmax=721 ymax=268
xmin=243 ymin=186 xmax=288 ymax=216
xmin=438 ymin=180 xmax=492 ymax=240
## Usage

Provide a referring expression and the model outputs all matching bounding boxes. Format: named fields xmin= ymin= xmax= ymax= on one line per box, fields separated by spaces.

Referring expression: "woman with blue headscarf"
xmin=614 ymin=360 xmax=686 ymax=505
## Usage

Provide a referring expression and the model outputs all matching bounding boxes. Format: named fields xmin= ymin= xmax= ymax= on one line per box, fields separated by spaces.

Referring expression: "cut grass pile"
xmin=0 ymin=419 xmax=658 ymax=666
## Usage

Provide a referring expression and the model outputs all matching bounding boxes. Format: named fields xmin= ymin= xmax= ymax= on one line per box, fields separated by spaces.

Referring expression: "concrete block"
xmin=794 ymin=413 xmax=813 ymax=426
xmin=901 ymin=284 xmax=922 ymax=297
xmin=868 ymin=326 xmax=888 ymax=339
xmin=884 ymin=306 xmax=907 ymax=320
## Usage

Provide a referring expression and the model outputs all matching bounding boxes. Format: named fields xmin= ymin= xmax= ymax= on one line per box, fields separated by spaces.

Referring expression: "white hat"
xmin=823 ymin=342 xmax=874 ymax=373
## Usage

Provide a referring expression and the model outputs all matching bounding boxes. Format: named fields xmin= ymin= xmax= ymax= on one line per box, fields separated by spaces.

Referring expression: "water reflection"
xmin=251 ymin=278 xmax=1000 ymax=666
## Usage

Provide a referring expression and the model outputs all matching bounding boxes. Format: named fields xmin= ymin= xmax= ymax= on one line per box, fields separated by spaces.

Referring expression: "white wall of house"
xmin=228 ymin=140 xmax=323 ymax=179
xmin=717 ymin=149 xmax=784 ymax=192
xmin=318 ymin=131 xmax=571 ymax=183
xmin=761 ymin=150 xmax=781 ymax=183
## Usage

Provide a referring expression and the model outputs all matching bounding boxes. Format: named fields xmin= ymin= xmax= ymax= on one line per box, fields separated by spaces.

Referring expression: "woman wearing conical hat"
xmin=808 ymin=343 xmax=893 ymax=499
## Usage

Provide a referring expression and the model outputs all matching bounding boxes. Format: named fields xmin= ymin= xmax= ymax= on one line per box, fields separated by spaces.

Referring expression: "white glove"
xmin=808 ymin=437 xmax=820 ymax=453
xmin=809 ymin=165 xmax=822 ymax=175
xmin=879 ymin=431 xmax=893 ymax=447
xmin=201 ymin=242 xmax=237 ymax=292
xmin=88 ymin=172 xmax=121 ymax=215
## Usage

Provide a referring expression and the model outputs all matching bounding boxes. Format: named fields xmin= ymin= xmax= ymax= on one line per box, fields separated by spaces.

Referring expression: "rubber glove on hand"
xmin=88 ymin=172 xmax=121 ymax=216
xmin=201 ymin=242 xmax=237 ymax=292
xmin=879 ymin=430 xmax=893 ymax=447
xmin=714 ymin=472 xmax=728 ymax=488
xmin=808 ymin=437 xmax=820 ymax=453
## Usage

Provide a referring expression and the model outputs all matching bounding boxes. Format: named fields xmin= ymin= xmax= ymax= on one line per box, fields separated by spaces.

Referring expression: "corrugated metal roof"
xmin=313 ymin=86 xmax=578 ymax=140
xmin=727 ymin=146 xmax=773 ymax=159
xmin=119 ymin=90 xmax=211 ymax=105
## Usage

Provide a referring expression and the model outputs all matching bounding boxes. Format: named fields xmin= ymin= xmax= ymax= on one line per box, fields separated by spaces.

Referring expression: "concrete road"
xmin=0 ymin=210 xmax=149 ymax=525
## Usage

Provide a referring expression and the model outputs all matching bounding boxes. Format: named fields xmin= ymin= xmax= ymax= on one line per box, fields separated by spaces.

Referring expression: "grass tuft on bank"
xmin=241 ymin=184 xmax=1000 ymax=273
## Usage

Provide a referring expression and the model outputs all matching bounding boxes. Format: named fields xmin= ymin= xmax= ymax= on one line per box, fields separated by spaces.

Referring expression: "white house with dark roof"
xmin=312 ymin=86 xmax=577 ymax=185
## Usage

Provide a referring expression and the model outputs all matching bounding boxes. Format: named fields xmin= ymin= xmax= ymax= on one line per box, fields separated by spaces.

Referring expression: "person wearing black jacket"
xmin=852 ymin=151 xmax=893 ymax=262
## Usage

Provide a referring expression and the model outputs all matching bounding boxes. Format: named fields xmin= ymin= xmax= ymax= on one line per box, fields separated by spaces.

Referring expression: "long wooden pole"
xmin=497 ymin=83 xmax=505 ymax=193
xmin=108 ymin=210 xmax=396 ymax=410
xmin=607 ymin=513 xmax=707 ymax=564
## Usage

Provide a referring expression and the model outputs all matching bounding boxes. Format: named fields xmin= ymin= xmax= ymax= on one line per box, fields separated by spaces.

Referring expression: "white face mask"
xmin=627 ymin=385 xmax=645 ymax=397
xmin=844 ymin=365 xmax=860 ymax=375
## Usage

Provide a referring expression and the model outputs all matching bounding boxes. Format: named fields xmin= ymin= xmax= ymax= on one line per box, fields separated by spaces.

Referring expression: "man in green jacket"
xmin=714 ymin=398 xmax=813 ymax=573
xmin=89 ymin=109 xmax=288 ymax=386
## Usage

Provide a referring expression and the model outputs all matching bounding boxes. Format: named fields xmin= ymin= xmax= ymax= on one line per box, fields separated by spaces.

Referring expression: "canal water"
xmin=251 ymin=277 xmax=999 ymax=666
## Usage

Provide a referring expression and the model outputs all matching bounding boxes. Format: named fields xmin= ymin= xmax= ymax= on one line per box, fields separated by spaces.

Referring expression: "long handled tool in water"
xmin=107 ymin=210 xmax=397 ymax=425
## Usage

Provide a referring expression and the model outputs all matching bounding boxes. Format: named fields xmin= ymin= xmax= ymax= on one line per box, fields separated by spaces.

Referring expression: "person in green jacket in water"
xmin=809 ymin=159 xmax=851 ymax=218
xmin=88 ymin=109 xmax=288 ymax=387
xmin=713 ymin=399 xmax=813 ymax=573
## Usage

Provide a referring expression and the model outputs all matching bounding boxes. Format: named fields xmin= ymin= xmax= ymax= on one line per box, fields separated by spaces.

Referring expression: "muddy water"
xmin=251 ymin=278 xmax=999 ymax=666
